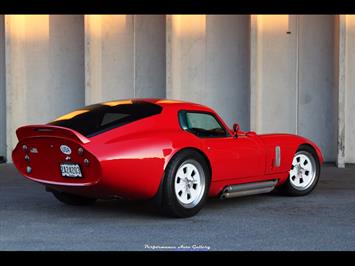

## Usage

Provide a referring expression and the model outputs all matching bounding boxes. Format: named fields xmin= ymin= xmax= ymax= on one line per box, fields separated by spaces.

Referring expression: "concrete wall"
xmin=251 ymin=15 xmax=298 ymax=134
xmin=134 ymin=15 xmax=166 ymax=98
xmin=5 ymin=15 xmax=85 ymax=161
xmin=0 ymin=16 xmax=5 ymax=158
xmin=206 ymin=15 xmax=250 ymax=129
xmin=297 ymin=15 xmax=337 ymax=162
xmin=166 ymin=15 xmax=206 ymax=105
xmin=85 ymin=15 xmax=166 ymax=104
xmin=85 ymin=15 xmax=134 ymax=103
xmin=48 ymin=16 xmax=85 ymax=118
xmin=1 ymin=14 xmax=354 ymax=165
xmin=251 ymin=15 xmax=337 ymax=161
xmin=344 ymin=16 xmax=355 ymax=163
xmin=167 ymin=15 xmax=250 ymax=128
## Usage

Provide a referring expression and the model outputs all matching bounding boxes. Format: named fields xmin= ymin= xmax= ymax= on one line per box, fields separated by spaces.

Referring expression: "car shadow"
xmin=205 ymin=192 xmax=277 ymax=208
xmin=22 ymin=184 xmax=286 ymax=219
xmin=71 ymin=198 xmax=165 ymax=220
xmin=71 ymin=193 xmax=280 ymax=218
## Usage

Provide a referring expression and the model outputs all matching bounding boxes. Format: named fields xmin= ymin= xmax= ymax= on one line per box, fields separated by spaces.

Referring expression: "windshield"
xmin=49 ymin=100 xmax=162 ymax=137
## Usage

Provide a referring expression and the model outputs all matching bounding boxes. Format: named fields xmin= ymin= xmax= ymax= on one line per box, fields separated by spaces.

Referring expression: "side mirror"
xmin=233 ymin=123 xmax=240 ymax=137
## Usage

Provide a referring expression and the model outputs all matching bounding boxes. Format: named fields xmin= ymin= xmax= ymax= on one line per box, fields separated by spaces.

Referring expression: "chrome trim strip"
xmin=275 ymin=146 xmax=281 ymax=167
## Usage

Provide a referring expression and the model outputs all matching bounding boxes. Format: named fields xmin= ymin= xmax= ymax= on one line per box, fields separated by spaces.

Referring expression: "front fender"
xmin=259 ymin=134 xmax=323 ymax=175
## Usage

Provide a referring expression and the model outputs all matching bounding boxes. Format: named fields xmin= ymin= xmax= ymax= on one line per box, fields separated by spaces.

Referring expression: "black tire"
xmin=52 ymin=191 xmax=97 ymax=206
xmin=278 ymin=145 xmax=320 ymax=196
xmin=160 ymin=149 xmax=211 ymax=218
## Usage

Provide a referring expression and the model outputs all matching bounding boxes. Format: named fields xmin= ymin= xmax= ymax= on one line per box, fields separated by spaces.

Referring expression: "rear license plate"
xmin=60 ymin=163 xmax=82 ymax=178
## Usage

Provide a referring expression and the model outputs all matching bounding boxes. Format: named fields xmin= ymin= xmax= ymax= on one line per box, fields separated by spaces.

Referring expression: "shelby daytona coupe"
xmin=12 ymin=99 xmax=323 ymax=218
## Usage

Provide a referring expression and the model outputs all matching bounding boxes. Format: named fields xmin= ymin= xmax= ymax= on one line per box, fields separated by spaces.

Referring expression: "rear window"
xmin=49 ymin=100 xmax=162 ymax=137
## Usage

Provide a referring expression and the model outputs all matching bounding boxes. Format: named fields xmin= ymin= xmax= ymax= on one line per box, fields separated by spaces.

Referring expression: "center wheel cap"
xmin=174 ymin=161 xmax=206 ymax=208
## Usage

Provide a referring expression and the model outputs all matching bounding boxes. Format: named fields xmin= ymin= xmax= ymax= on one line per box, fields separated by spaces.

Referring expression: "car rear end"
xmin=12 ymin=99 xmax=166 ymax=199
xmin=12 ymin=125 xmax=103 ymax=195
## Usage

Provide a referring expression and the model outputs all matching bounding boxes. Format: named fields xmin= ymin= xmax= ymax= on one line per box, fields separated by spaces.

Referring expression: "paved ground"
xmin=0 ymin=163 xmax=354 ymax=251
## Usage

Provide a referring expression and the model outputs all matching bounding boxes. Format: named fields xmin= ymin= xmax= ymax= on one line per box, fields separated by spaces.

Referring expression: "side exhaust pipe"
xmin=220 ymin=180 xmax=278 ymax=199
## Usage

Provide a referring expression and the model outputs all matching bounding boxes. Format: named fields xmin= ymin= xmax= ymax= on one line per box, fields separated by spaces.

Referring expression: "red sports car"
xmin=12 ymin=99 xmax=323 ymax=218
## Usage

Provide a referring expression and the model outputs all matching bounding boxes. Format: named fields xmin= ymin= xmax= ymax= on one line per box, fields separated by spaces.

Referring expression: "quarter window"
xmin=179 ymin=111 xmax=228 ymax=138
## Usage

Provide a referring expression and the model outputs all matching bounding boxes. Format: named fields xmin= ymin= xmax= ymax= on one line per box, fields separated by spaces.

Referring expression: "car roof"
xmin=125 ymin=98 xmax=215 ymax=113
xmin=140 ymin=98 xmax=232 ymax=132
xmin=96 ymin=98 xmax=231 ymax=134
xmin=99 ymin=98 xmax=215 ymax=112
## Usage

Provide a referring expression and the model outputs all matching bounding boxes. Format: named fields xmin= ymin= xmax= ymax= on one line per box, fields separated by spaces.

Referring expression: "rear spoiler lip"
xmin=16 ymin=124 xmax=90 ymax=144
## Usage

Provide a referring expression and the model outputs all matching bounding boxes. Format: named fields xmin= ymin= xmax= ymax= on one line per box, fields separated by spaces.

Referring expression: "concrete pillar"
xmin=5 ymin=15 xmax=85 ymax=161
xmin=134 ymin=15 xmax=166 ymax=98
xmin=251 ymin=15 xmax=337 ymax=162
xmin=0 ymin=16 xmax=5 ymax=160
xmin=206 ymin=15 xmax=250 ymax=129
xmin=166 ymin=15 xmax=206 ymax=106
xmin=297 ymin=15 xmax=337 ymax=162
xmin=250 ymin=15 xmax=258 ymax=132
xmin=336 ymin=15 xmax=346 ymax=167
xmin=344 ymin=15 xmax=355 ymax=165
xmin=85 ymin=15 xmax=134 ymax=103
xmin=85 ymin=15 xmax=166 ymax=105
xmin=166 ymin=15 xmax=250 ymax=128
xmin=338 ymin=15 xmax=355 ymax=166
xmin=250 ymin=15 xmax=298 ymax=134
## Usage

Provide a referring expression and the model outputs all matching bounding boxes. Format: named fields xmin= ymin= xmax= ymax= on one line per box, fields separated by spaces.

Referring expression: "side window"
xmin=179 ymin=111 xmax=228 ymax=138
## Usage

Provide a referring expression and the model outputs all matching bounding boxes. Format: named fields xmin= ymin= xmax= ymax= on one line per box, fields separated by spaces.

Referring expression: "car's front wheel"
xmin=52 ymin=191 xmax=97 ymax=206
xmin=279 ymin=145 xmax=320 ymax=196
xmin=161 ymin=149 xmax=211 ymax=218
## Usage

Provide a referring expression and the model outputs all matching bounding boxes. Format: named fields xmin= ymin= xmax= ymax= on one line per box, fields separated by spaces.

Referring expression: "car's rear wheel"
xmin=279 ymin=145 xmax=320 ymax=196
xmin=161 ymin=149 xmax=211 ymax=218
xmin=52 ymin=191 xmax=97 ymax=206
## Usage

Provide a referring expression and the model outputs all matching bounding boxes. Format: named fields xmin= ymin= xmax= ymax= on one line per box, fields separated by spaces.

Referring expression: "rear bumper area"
xmin=12 ymin=137 xmax=102 ymax=187
xmin=12 ymin=138 xmax=163 ymax=200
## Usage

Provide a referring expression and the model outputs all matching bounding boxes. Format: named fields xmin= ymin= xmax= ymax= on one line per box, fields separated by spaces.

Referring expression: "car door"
xmin=180 ymin=111 xmax=265 ymax=181
xmin=203 ymin=134 xmax=265 ymax=181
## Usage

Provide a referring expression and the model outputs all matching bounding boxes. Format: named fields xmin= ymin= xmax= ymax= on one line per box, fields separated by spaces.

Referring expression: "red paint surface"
xmin=12 ymin=99 xmax=324 ymax=199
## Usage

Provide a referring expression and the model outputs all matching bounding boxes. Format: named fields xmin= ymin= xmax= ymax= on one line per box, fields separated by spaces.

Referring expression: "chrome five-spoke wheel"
xmin=278 ymin=145 xmax=320 ymax=196
xmin=289 ymin=151 xmax=317 ymax=191
xmin=174 ymin=160 xmax=206 ymax=208
xmin=160 ymin=149 xmax=210 ymax=218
